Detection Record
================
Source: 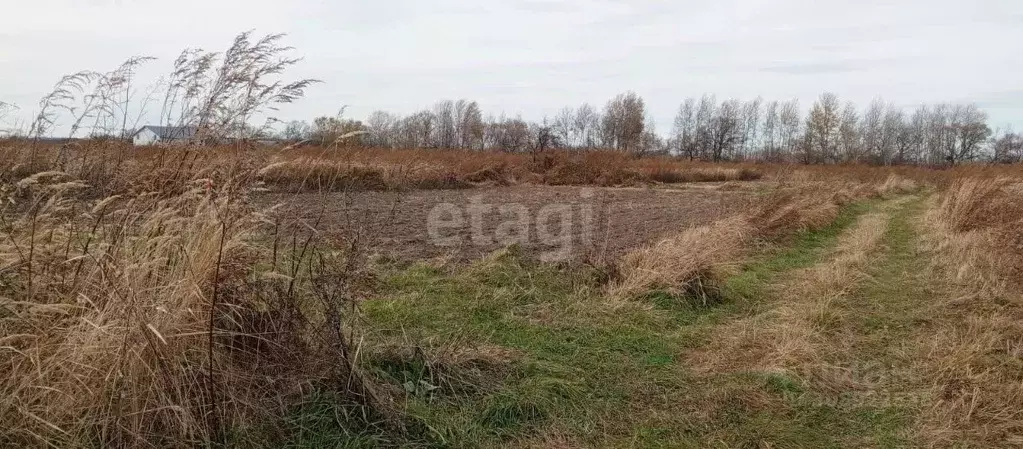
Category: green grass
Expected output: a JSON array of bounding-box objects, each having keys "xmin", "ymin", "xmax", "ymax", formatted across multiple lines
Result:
[
  {"xmin": 790, "ymin": 196, "xmax": 934, "ymax": 446},
  {"xmin": 280, "ymin": 199, "xmax": 916, "ymax": 447},
  {"xmin": 722, "ymin": 199, "xmax": 874, "ymax": 305},
  {"xmin": 692, "ymin": 196, "xmax": 926, "ymax": 449}
]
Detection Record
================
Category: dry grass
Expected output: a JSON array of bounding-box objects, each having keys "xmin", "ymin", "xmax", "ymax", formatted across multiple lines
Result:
[
  {"xmin": 749, "ymin": 185, "xmax": 843, "ymax": 239},
  {"xmin": 876, "ymin": 174, "xmax": 920, "ymax": 197},
  {"xmin": 0, "ymin": 169, "xmax": 389, "ymax": 446},
  {"xmin": 2, "ymin": 184, "xmax": 245, "ymax": 445},
  {"xmin": 690, "ymin": 210, "xmax": 891, "ymax": 376},
  {"xmin": 608, "ymin": 216, "xmax": 752, "ymax": 303},
  {"xmin": 1, "ymin": 141, "xmax": 770, "ymax": 195},
  {"xmin": 0, "ymin": 140, "xmax": 782, "ymax": 446},
  {"xmin": 913, "ymin": 178, "xmax": 1023, "ymax": 445},
  {"xmin": 4, "ymin": 136, "xmax": 1022, "ymax": 446},
  {"xmin": 609, "ymin": 178, "xmax": 886, "ymax": 304},
  {"xmin": 746, "ymin": 179, "xmax": 889, "ymax": 239},
  {"xmin": 923, "ymin": 177, "xmax": 1023, "ymax": 291}
]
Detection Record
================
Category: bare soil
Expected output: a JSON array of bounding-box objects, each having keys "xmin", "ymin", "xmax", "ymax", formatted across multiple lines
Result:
[{"xmin": 257, "ymin": 185, "xmax": 753, "ymax": 264}]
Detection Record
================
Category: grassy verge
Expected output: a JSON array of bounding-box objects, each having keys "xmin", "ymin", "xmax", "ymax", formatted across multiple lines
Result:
[
  {"xmin": 275, "ymin": 200, "xmax": 886, "ymax": 447},
  {"xmin": 675, "ymin": 198, "xmax": 916, "ymax": 448},
  {"xmin": 683, "ymin": 196, "xmax": 931, "ymax": 448},
  {"xmin": 720, "ymin": 199, "xmax": 874, "ymax": 310}
]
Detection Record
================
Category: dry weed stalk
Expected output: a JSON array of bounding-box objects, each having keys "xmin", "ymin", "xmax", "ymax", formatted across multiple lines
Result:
[
  {"xmin": 162, "ymin": 31, "xmax": 320, "ymax": 141},
  {"xmin": 0, "ymin": 167, "xmax": 387, "ymax": 446}
]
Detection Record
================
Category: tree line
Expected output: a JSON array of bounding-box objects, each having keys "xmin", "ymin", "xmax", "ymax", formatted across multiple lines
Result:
[
  {"xmin": 289, "ymin": 91, "xmax": 1020, "ymax": 166},
  {"xmin": 288, "ymin": 92, "xmax": 661, "ymax": 156}
]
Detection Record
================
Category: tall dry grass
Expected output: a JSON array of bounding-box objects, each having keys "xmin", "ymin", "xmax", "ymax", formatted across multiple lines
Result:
[
  {"xmin": 0, "ymin": 164, "xmax": 388, "ymax": 446},
  {"xmin": 924, "ymin": 177, "xmax": 1023, "ymax": 290},
  {"xmin": 915, "ymin": 177, "xmax": 1023, "ymax": 445},
  {"xmin": 608, "ymin": 177, "xmax": 891, "ymax": 303},
  {"xmin": 2, "ymin": 141, "xmax": 771, "ymax": 195},
  {"xmin": 0, "ymin": 139, "xmax": 890, "ymax": 447},
  {"xmin": 608, "ymin": 216, "xmax": 751, "ymax": 303},
  {"xmin": 3, "ymin": 136, "xmax": 1020, "ymax": 446}
]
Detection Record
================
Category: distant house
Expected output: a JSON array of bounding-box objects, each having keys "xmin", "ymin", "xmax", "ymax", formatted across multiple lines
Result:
[{"xmin": 132, "ymin": 125, "xmax": 198, "ymax": 146}]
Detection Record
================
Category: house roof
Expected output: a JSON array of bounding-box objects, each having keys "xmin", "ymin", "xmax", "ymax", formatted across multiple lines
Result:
[{"xmin": 134, "ymin": 125, "xmax": 198, "ymax": 140}]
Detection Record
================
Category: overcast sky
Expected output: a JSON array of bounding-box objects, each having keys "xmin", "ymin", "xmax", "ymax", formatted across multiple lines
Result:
[{"xmin": 2, "ymin": 0, "xmax": 1022, "ymax": 134}]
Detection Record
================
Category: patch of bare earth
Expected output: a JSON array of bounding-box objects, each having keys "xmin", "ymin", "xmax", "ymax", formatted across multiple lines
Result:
[{"xmin": 257, "ymin": 185, "xmax": 753, "ymax": 264}]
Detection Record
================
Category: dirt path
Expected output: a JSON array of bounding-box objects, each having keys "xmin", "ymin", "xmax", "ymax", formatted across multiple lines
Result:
[
  {"xmin": 357, "ymin": 192, "xmax": 1023, "ymax": 447},
  {"xmin": 683, "ymin": 196, "xmax": 936, "ymax": 446},
  {"xmin": 686, "ymin": 194, "xmax": 1023, "ymax": 446},
  {"xmin": 802, "ymin": 194, "xmax": 1023, "ymax": 447},
  {"xmin": 690, "ymin": 199, "xmax": 893, "ymax": 365}
]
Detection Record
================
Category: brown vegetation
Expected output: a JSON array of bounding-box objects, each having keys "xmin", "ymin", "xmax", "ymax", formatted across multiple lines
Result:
[
  {"xmin": 926, "ymin": 177, "xmax": 1023, "ymax": 291},
  {"xmin": 2, "ymin": 141, "xmax": 771, "ymax": 195},
  {"xmin": 915, "ymin": 177, "xmax": 1023, "ymax": 445},
  {"xmin": 689, "ymin": 210, "xmax": 891, "ymax": 374},
  {"xmin": 2, "ymin": 136, "xmax": 1022, "ymax": 447},
  {"xmin": 608, "ymin": 174, "xmax": 911, "ymax": 302},
  {"xmin": 0, "ymin": 151, "xmax": 391, "ymax": 447}
]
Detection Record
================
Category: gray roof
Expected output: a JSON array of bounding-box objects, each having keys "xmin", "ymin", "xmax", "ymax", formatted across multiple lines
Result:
[{"xmin": 135, "ymin": 125, "xmax": 198, "ymax": 140}]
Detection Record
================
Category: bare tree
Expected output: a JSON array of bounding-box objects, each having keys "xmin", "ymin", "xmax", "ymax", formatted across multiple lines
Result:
[
  {"xmin": 803, "ymin": 92, "xmax": 841, "ymax": 164},
  {"xmin": 672, "ymin": 98, "xmax": 697, "ymax": 159},
  {"xmin": 365, "ymin": 110, "xmax": 398, "ymax": 147},
  {"xmin": 486, "ymin": 114, "xmax": 531, "ymax": 152},
  {"xmin": 836, "ymin": 101, "xmax": 861, "ymax": 163},
  {"xmin": 397, "ymin": 110, "xmax": 434, "ymax": 148},
  {"xmin": 600, "ymin": 91, "xmax": 645, "ymax": 152},
  {"xmin": 738, "ymin": 97, "xmax": 762, "ymax": 160},
  {"xmin": 0, "ymin": 102, "xmax": 17, "ymax": 136},
  {"xmin": 282, "ymin": 120, "xmax": 311, "ymax": 141},
  {"xmin": 878, "ymin": 105, "xmax": 904, "ymax": 165},
  {"xmin": 529, "ymin": 118, "xmax": 559, "ymax": 161},
  {"xmin": 946, "ymin": 104, "xmax": 991, "ymax": 165},
  {"xmin": 220, "ymin": 87, "xmax": 1018, "ymax": 166},
  {"xmin": 926, "ymin": 104, "xmax": 953, "ymax": 165},
  {"xmin": 860, "ymin": 98, "xmax": 885, "ymax": 164},
  {"xmin": 694, "ymin": 94, "xmax": 717, "ymax": 159},
  {"xmin": 551, "ymin": 107, "xmax": 575, "ymax": 148},
  {"xmin": 431, "ymin": 100, "xmax": 456, "ymax": 148},
  {"xmin": 455, "ymin": 100, "xmax": 484, "ymax": 150},
  {"xmin": 991, "ymin": 128, "xmax": 1023, "ymax": 164},
  {"xmin": 574, "ymin": 103, "xmax": 600, "ymax": 148},
  {"xmin": 898, "ymin": 105, "xmax": 929, "ymax": 164},
  {"xmin": 638, "ymin": 117, "xmax": 664, "ymax": 155},
  {"xmin": 312, "ymin": 113, "xmax": 366, "ymax": 147},
  {"xmin": 778, "ymin": 99, "xmax": 802, "ymax": 162},
  {"xmin": 708, "ymin": 99, "xmax": 742, "ymax": 162},
  {"xmin": 760, "ymin": 100, "xmax": 780, "ymax": 161}
]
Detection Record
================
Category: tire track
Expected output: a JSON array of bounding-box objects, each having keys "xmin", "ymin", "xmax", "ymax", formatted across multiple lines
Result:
[{"xmin": 688, "ymin": 200, "xmax": 896, "ymax": 376}]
